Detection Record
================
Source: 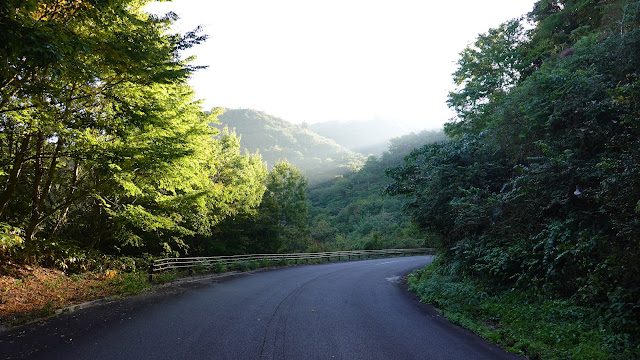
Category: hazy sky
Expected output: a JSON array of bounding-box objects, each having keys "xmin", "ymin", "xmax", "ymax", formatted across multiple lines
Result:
[{"xmin": 147, "ymin": 0, "xmax": 537, "ymax": 130}]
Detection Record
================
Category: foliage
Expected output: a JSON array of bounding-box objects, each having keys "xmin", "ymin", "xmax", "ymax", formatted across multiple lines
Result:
[
  {"xmin": 262, "ymin": 161, "xmax": 311, "ymax": 252},
  {"xmin": 203, "ymin": 161, "xmax": 310, "ymax": 255},
  {"xmin": 409, "ymin": 261, "xmax": 639, "ymax": 360},
  {"xmin": 446, "ymin": 19, "xmax": 533, "ymax": 136},
  {"xmin": 308, "ymin": 130, "xmax": 447, "ymax": 251},
  {"xmin": 387, "ymin": 0, "xmax": 640, "ymax": 356},
  {"xmin": 150, "ymin": 269, "xmax": 180, "ymax": 284},
  {"xmin": 0, "ymin": 1, "xmax": 270, "ymax": 264},
  {"xmin": 216, "ymin": 109, "xmax": 366, "ymax": 185},
  {"xmin": 0, "ymin": 223, "xmax": 24, "ymax": 261},
  {"xmin": 107, "ymin": 271, "xmax": 151, "ymax": 295},
  {"xmin": 0, "ymin": 0, "xmax": 205, "ymax": 247},
  {"xmin": 385, "ymin": 135, "xmax": 511, "ymax": 250}
]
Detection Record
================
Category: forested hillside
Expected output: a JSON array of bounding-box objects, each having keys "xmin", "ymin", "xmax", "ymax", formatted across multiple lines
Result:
[
  {"xmin": 308, "ymin": 130, "xmax": 447, "ymax": 251},
  {"xmin": 0, "ymin": 1, "xmax": 311, "ymax": 269},
  {"xmin": 216, "ymin": 109, "xmax": 366, "ymax": 184},
  {"xmin": 3, "ymin": 2, "xmax": 639, "ymax": 358},
  {"xmin": 386, "ymin": 1, "xmax": 640, "ymax": 358}
]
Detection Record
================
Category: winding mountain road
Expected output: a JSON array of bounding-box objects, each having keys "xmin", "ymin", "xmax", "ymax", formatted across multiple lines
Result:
[{"xmin": 2, "ymin": 256, "xmax": 522, "ymax": 360}]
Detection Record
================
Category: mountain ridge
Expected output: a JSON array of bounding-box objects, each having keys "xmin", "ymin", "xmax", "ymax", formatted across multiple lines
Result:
[{"xmin": 214, "ymin": 109, "xmax": 366, "ymax": 184}]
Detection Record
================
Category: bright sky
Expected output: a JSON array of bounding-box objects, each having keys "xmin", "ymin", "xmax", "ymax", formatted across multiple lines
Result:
[{"xmin": 147, "ymin": 0, "xmax": 537, "ymax": 131}]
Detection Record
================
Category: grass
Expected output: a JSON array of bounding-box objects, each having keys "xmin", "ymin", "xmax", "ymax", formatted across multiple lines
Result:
[
  {"xmin": 107, "ymin": 271, "xmax": 151, "ymax": 295},
  {"xmin": 407, "ymin": 261, "xmax": 640, "ymax": 360}
]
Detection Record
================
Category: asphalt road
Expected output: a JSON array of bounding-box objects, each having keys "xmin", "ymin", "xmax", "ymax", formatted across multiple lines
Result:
[{"xmin": 1, "ymin": 256, "xmax": 523, "ymax": 360}]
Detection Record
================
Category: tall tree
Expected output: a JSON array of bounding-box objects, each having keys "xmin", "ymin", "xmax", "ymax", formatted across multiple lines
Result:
[
  {"xmin": 387, "ymin": 1, "xmax": 640, "ymax": 352},
  {"xmin": 208, "ymin": 161, "xmax": 309, "ymax": 255},
  {"xmin": 0, "ymin": 1, "xmax": 271, "ymax": 261},
  {"xmin": 262, "ymin": 161, "xmax": 310, "ymax": 252},
  {"xmin": 0, "ymin": 0, "xmax": 205, "ymax": 249},
  {"xmin": 446, "ymin": 19, "xmax": 532, "ymax": 136}
]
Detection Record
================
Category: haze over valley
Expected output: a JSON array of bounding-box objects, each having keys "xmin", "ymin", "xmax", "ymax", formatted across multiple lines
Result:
[
  {"xmin": 214, "ymin": 109, "xmax": 366, "ymax": 185},
  {"xmin": 2, "ymin": 2, "xmax": 639, "ymax": 359}
]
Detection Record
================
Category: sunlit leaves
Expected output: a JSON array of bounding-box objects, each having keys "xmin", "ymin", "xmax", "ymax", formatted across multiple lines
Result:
[{"xmin": 0, "ymin": 1, "xmax": 267, "ymax": 259}]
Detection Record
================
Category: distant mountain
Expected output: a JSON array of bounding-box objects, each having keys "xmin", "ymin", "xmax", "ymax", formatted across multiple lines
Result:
[
  {"xmin": 308, "ymin": 119, "xmax": 420, "ymax": 156},
  {"xmin": 215, "ymin": 109, "xmax": 366, "ymax": 184},
  {"xmin": 307, "ymin": 129, "xmax": 448, "ymax": 251}
]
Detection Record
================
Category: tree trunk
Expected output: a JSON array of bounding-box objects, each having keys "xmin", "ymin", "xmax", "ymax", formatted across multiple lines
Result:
[
  {"xmin": 88, "ymin": 200, "xmax": 102, "ymax": 250},
  {"xmin": 40, "ymin": 137, "xmax": 64, "ymax": 210},
  {"xmin": 25, "ymin": 132, "xmax": 45, "ymax": 244},
  {"xmin": 0, "ymin": 134, "xmax": 31, "ymax": 220},
  {"xmin": 50, "ymin": 161, "xmax": 79, "ymax": 239},
  {"xmin": 24, "ymin": 134, "xmax": 68, "ymax": 247}
]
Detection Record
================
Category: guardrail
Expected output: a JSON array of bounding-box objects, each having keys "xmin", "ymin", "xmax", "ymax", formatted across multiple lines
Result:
[{"xmin": 148, "ymin": 248, "xmax": 435, "ymax": 282}]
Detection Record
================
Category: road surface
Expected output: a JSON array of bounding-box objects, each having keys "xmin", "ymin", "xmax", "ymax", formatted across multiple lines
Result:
[{"xmin": 1, "ymin": 256, "xmax": 523, "ymax": 360}]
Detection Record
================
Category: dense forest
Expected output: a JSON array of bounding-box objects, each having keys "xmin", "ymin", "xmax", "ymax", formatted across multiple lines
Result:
[
  {"xmin": 215, "ymin": 109, "xmax": 365, "ymax": 185},
  {"xmin": 385, "ymin": 0, "xmax": 640, "ymax": 358},
  {"xmin": 307, "ymin": 130, "xmax": 447, "ymax": 251},
  {"xmin": 0, "ymin": 1, "xmax": 308, "ymax": 268},
  {"xmin": 2, "ymin": 0, "xmax": 640, "ymax": 357},
  {"xmin": 206, "ymin": 123, "xmax": 448, "ymax": 254}
]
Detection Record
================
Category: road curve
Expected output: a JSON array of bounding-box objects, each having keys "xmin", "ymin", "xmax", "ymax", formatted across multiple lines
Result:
[{"xmin": 2, "ymin": 256, "xmax": 523, "ymax": 360}]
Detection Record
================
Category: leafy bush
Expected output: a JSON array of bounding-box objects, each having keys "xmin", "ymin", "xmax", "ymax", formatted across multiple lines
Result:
[
  {"xmin": 193, "ymin": 260, "xmax": 213, "ymax": 274},
  {"xmin": 0, "ymin": 223, "xmax": 24, "ymax": 261},
  {"xmin": 108, "ymin": 271, "xmax": 151, "ymax": 295},
  {"xmin": 409, "ymin": 259, "xmax": 639, "ymax": 360},
  {"xmin": 151, "ymin": 269, "xmax": 179, "ymax": 284},
  {"xmin": 214, "ymin": 262, "xmax": 228, "ymax": 273},
  {"xmin": 229, "ymin": 261, "xmax": 260, "ymax": 272}
]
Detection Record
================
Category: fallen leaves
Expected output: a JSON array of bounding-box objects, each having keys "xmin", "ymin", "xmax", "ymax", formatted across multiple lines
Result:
[{"xmin": 0, "ymin": 265, "xmax": 119, "ymax": 326}]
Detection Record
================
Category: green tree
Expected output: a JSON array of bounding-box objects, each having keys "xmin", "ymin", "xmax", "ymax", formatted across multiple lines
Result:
[
  {"xmin": 447, "ymin": 19, "xmax": 532, "ymax": 136},
  {"xmin": 0, "ymin": 1, "xmax": 271, "ymax": 262},
  {"xmin": 260, "ymin": 161, "xmax": 310, "ymax": 252},
  {"xmin": 385, "ymin": 136, "xmax": 510, "ymax": 250},
  {"xmin": 387, "ymin": 1, "xmax": 640, "ymax": 355},
  {"xmin": 185, "ymin": 126, "xmax": 268, "ymax": 256},
  {"xmin": 0, "ymin": 0, "xmax": 205, "ymax": 254},
  {"xmin": 208, "ymin": 161, "xmax": 309, "ymax": 255}
]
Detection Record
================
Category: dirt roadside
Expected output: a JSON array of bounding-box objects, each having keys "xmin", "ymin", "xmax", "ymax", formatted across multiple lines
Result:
[{"xmin": 0, "ymin": 270, "xmax": 253, "ymax": 360}]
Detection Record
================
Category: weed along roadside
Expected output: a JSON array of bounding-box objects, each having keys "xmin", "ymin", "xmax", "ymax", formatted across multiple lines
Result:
[
  {"xmin": 407, "ymin": 258, "xmax": 636, "ymax": 360},
  {"xmin": 0, "ymin": 266, "xmax": 151, "ymax": 329},
  {"xmin": 0, "ymin": 249, "xmax": 434, "ymax": 329}
]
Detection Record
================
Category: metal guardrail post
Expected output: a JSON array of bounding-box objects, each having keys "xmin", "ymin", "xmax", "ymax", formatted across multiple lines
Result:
[{"xmin": 148, "ymin": 262, "xmax": 155, "ymax": 283}]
